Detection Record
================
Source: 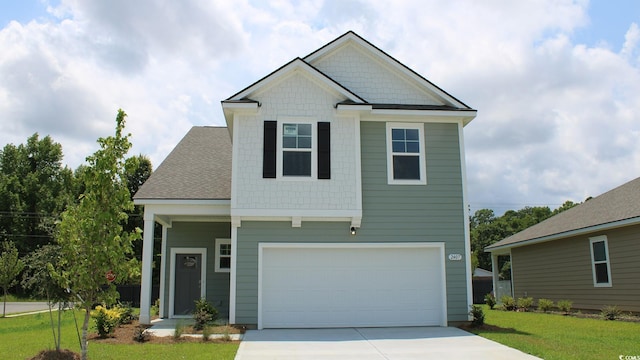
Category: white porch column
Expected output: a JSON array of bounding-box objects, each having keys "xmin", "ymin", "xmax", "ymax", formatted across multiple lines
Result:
[
  {"xmin": 491, "ymin": 253, "xmax": 499, "ymax": 302},
  {"xmin": 139, "ymin": 210, "xmax": 155, "ymax": 325}
]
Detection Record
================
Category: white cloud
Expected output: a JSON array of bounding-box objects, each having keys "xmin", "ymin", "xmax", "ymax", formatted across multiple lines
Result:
[{"xmin": 0, "ymin": 0, "xmax": 638, "ymax": 215}]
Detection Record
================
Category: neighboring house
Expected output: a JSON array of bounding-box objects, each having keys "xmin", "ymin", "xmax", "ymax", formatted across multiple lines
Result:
[
  {"xmin": 485, "ymin": 176, "xmax": 640, "ymax": 313},
  {"xmin": 472, "ymin": 268, "xmax": 493, "ymax": 304},
  {"xmin": 135, "ymin": 31, "xmax": 477, "ymax": 328}
]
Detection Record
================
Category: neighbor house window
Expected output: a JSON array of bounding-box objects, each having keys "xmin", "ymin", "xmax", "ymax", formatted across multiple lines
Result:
[
  {"xmin": 589, "ymin": 236, "xmax": 612, "ymax": 287},
  {"xmin": 386, "ymin": 122, "xmax": 426, "ymax": 184},
  {"xmin": 215, "ymin": 238, "xmax": 231, "ymax": 273}
]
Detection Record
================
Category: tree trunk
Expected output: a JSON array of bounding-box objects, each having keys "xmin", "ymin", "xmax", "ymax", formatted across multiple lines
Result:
[
  {"xmin": 2, "ymin": 288, "xmax": 6, "ymax": 317},
  {"xmin": 81, "ymin": 306, "xmax": 90, "ymax": 360},
  {"xmin": 57, "ymin": 303, "xmax": 62, "ymax": 350},
  {"xmin": 48, "ymin": 302, "xmax": 57, "ymax": 351}
]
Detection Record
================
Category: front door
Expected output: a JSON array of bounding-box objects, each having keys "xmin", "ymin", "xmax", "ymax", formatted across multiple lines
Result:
[{"xmin": 174, "ymin": 253, "xmax": 202, "ymax": 315}]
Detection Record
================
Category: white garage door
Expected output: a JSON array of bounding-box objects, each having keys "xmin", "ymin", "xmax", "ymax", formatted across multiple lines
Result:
[{"xmin": 259, "ymin": 243, "xmax": 446, "ymax": 329}]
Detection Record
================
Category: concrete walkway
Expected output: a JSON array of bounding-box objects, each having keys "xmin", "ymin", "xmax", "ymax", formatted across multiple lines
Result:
[
  {"xmin": 144, "ymin": 318, "xmax": 243, "ymax": 340},
  {"xmin": 2, "ymin": 302, "xmax": 51, "ymax": 317},
  {"xmin": 235, "ymin": 327, "xmax": 541, "ymax": 360}
]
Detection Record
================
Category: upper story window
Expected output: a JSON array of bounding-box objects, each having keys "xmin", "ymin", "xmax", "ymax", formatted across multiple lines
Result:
[
  {"xmin": 386, "ymin": 122, "xmax": 426, "ymax": 185},
  {"xmin": 589, "ymin": 235, "xmax": 612, "ymax": 287},
  {"xmin": 263, "ymin": 119, "xmax": 331, "ymax": 180},
  {"xmin": 282, "ymin": 123, "xmax": 313, "ymax": 176}
]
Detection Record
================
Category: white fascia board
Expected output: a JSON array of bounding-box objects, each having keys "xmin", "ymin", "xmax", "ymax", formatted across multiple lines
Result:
[
  {"xmin": 485, "ymin": 216, "xmax": 640, "ymax": 253},
  {"xmin": 134, "ymin": 199, "xmax": 230, "ymax": 206},
  {"xmin": 142, "ymin": 201, "xmax": 231, "ymax": 217},
  {"xmin": 231, "ymin": 208, "xmax": 362, "ymax": 218},
  {"xmin": 335, "ymin": 104, "xmax": 372, "ymax": 113},
  {"xmin": 222, "ymin": 102, "xmax": 259, "ymax": 134}
]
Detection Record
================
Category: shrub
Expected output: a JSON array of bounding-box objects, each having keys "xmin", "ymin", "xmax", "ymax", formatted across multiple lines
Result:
[
  {"xmin": 484, "ymin": 293, "xmax": 496, "ymax": 309},
  {"xmin": 500, "ymin": 295, "xmax": 517, "ymax": 311},
  {"xmin": 173, "ymin": 321, "xmax": 184, "ymax": 340},
  {"xmin": 114, "ymin": 302, "xmax": 136, "ymax": 324},
  {"xmin": 557, "ymin": 299, "xmax": 573, "ymax": 314},
  {"xmin": 193, "ymin": 298, "xmax": 219, "ymax": 331},
  {"xmin": 517, "ymin": 297, "xmax": 534, "ymax": 312},
  {"xmin": 133, "ymin": 325, "xmax": 148, "ymax": 343},
  {"xmin": 601, "ymin": 305, "xmax": 622, "ymax": 320},
  {"xmin": 91, "ymin": 305, "xmax": 122, "ymax": 338},
  {"xmin": 537, "ymin": 298, "xmax": 554, "ymax": 312},
  {"xmin": 202, "ymin": 325, "xmax": 211, "ymax": 342},
  {"xmin": 469, "ymin": 305, "xmax": 485, "ymax": 326},
  {"xmin": 151, "ymin": 298, "xmax": 160, "ymax": 316}
]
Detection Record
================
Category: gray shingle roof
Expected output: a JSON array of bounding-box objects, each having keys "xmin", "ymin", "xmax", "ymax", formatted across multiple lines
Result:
[
  {"xmin": 486, "ymin": 176, "xmax": 640, "ymax": 251},
  {"xmin": 133, "ymin": 126, "xmax": 231, "ymax": 201}
]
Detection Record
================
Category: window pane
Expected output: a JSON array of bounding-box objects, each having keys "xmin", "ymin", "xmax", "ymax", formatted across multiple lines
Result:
[
  {"xmin": 298, "ymin": 136, "xmax": 312, "ymax": 149},
  {"xmin": 592, "ymin": 241, "xmax": 607, "ymax": 262},
  {"xmin": 405, "ymin": 129, "xmax": 419, "ymax": 140},
  {"xmin": 220, "ymin": 244, "xmax": 231, "ymax": 256},
  {"xmin": 406, "ymin": 141, "xmax": 420, "ymax": 153},
  {"xmin": 392, "ymin": 128, "xmax": 405, "ymax": 140},
  {"xmin": 283, "ymin": 124, "xmax": 297, "ymax": 136},
  {"xmin": 392, "ymin": 140, "xmax": 405, "ymax": 152},
  {"xmin": 283, "ymin": 136, "xmax": 297, "ymax": 148},
  {"xmin": 283, "ymin": 151, "xmax": 311, "ymax": 176},
  {"xmin": 594, "ymin": 263, "xmax": 609, "ymax": 283},
  {"xmin": 219, "ymin": 256, "xmax": 231, "ymax": 269},
  {"xmin": 393, "ymin": 155, "xmax": 420, "ymax": 180},
  {"xmin": 297, "ymin": 124, "xmax": 311, "ymax": 136}
]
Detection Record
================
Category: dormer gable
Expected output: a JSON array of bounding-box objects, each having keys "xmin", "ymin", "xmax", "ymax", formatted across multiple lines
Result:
[{"xmin": 305, "ymin": 31, "xmax": 471, "ymax": 110}]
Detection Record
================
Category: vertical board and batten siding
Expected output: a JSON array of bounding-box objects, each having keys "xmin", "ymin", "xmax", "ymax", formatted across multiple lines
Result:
[
  {"xmin": 511, "ymin": 224, "xmax": 640, "ymax": 312},
  {"xmin": 234, "ymin": 120, "xmax": 469, "ymax": 324},
  {"xmin": 164, "ymin": 222, "xmax": 231, "ymax": 317},
  {"xmin": 359, "ymin": 121, "xmax": 468, "ymax": 322}
]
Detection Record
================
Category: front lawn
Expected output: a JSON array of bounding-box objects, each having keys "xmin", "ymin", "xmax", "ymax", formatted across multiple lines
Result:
[
  {"xmin": 0, "ymin": 310, "xmax": 239, "ymax": 359},
  {"xmin": 467, "ymin": 305, "xmax": 640, "ymax": 360}
]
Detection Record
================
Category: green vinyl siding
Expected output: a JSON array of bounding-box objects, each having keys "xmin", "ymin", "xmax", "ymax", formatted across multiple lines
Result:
[
  {"xmin": 360, "ymin": 121, "xmax": 468, "ymax": 322},
  {"xmin": 164, "ymin": 222, "xmax": 231, "ymax": 317},
  {"xmin": 234, "ymin": 121, "xmax": 470, "ymax": 325},
  {"xmin": 511, "ymin": 224, "xmax": 640, "ymax": 312}
]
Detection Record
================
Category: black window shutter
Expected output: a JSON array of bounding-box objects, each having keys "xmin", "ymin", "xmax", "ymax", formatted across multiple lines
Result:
[
  {"xmin": 317, "ymin": 122, "xmax": 331, "ymax": 179},
  {"xmin": 263, "ymin": 121, "xmax": 277, "ymax": 178}
]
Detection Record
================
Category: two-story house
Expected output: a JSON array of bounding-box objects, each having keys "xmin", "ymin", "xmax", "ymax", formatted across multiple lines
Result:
[{"xmin": 135, "ymin": 31, "xmax": 477, "ymax": 328}]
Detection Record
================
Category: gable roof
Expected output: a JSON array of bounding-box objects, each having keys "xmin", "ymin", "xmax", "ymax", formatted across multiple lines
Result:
[
  {"xmin": 304, "ymin": 31, "xmax": 473, "ymax": 110},
  {"xmin": 133, "ymin": 127, "xmax": 232, "ymax": 201},
  {"xmin": 486, "ymin": 176, "xmax": 640, "ymax": 252},
  {"xmin": 222, "ymin": 31, "xmax": 476, "ymax": 128}
]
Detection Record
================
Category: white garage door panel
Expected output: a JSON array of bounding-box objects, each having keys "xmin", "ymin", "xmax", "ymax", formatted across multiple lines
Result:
[{"xmin": 260, "ymin": 245, "xmax": 445, "ymax": 328}]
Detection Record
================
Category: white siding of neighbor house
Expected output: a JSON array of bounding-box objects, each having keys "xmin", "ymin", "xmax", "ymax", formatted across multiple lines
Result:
[
  {"xmin": 311, "ymin": 43, "xmax": 442, "ymax": 105},
  {"xmin": 231, "ymin": 71, "xmax": 360, "ymax": 213}
]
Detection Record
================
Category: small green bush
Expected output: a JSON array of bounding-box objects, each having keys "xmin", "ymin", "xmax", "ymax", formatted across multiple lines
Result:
[
  {"xmin": 537, "ymin": 298, "xmax": 554, "ymax": 312},
  {"xmin": 601, "ymin": 305, "xmax": 622, "ymax": 320},
  {"xmin": 173, "ymin": 321, "xmax": 184, "ymax": 340},
  {"xmin": 114, "ymin": 302, "xmax": 136, "ymax": 324},
  {"xmin": 201, "ymin": 325, "xmax": 212, "ymax": 342},
  {"xmin": 500, "ymin": 295, "xmax": 517, "ymax": 311},
  {"xmin": 517, "ymin": 297, "xmax": 534, "ymax": 312},
  {"xmin": 557, "ymin": 299, "xmax": 573, "ymax": 314},
  {"xmin": 193, "ymin": 298, "xmax": 219, "ymax": 331},
  {"xmin": 484, "ymin": 293, "xmax": 496, "ymax": 309},
  {"xmin": 133, "ymin": 325, "xmax": 148, "ymax": 343},
  {"xmin": 150, "ymin": 299, "xmax": 160, "ymax": 316},
  {"xmin": 469, "ymin": 305, "xmax": 485, "ymax": 326}
]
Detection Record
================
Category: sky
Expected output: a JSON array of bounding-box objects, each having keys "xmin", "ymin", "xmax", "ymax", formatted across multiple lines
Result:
[{"xmin": 0, "ymin": 0, "xmax": 639, "ymax": 216}]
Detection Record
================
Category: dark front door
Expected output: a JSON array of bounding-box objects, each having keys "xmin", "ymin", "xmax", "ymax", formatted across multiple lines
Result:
[{"xmin": 174, "ymin": 253, "xmax": 202, "ymax": 315}]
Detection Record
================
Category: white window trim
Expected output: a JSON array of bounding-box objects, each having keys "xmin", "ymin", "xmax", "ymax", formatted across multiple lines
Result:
[
  {"xmin": 215, "ymin": 238, "xmax": 232, "ymax": 273},
  {"xmin": 277, "ymin": 117, "xmax": 317, "ymax": 180},
  {"xmin": 386, "ymin": 122, "xmax": 427, "ymax": 185},
  {"xmin": 589, "ymin": 235, "xmax": 612, "ymax": 287}
]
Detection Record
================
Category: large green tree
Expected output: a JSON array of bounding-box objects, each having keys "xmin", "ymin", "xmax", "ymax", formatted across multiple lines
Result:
[
  {"xmin": 0, "ymin": 241, "xmax": 25, "ymax": 316},
  {"xmin": 53, "ymin": 110, "xmax": 141, "ymax": 360},
  {"xmin": 0, "ymin": 134, "xmax": 74, "ymax": 256}
]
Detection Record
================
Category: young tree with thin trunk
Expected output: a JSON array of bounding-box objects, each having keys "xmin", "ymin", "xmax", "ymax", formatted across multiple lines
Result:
[
  {"xmin": 52, "ymin": 109, "xmax": 141, "ymax": 360},
  {"xmin": 0, "ymin": 241, "xmax": 24, "ymax": 317}
]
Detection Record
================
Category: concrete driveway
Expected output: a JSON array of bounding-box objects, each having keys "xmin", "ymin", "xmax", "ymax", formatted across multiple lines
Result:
[
  {"xmin": 2, "ymin": 302, "xmax": 50, "ymax": 316},
  {"xmin": 235, "ymin": 327, "xmax": 541, "ymax": 360}
]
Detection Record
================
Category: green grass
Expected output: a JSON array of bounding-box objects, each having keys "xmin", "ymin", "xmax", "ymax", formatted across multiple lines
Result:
[
  {"xmin": 468, "ymin": 305, "xmax": 640, "ymax": 360},
  {"xmin": 0, "ymin": 310, "xmax": 239, "ymax": 360}
]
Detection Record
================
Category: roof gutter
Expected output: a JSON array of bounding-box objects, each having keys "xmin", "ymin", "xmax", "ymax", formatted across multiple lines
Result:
[{"xmin": 485, "ymin": 216, "xmax": 640, "ymax": 253}]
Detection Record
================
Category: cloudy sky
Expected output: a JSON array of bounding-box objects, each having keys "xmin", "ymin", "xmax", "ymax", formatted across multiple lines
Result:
[{"xmin": 1, "ymin": 0, "xmax": 639, "ymax": 215}]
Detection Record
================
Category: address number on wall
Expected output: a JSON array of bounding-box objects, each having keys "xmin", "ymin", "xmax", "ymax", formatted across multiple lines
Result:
[{"xmin": 448, "ymin": 254, "xmax": 463, "ymax": 261}]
